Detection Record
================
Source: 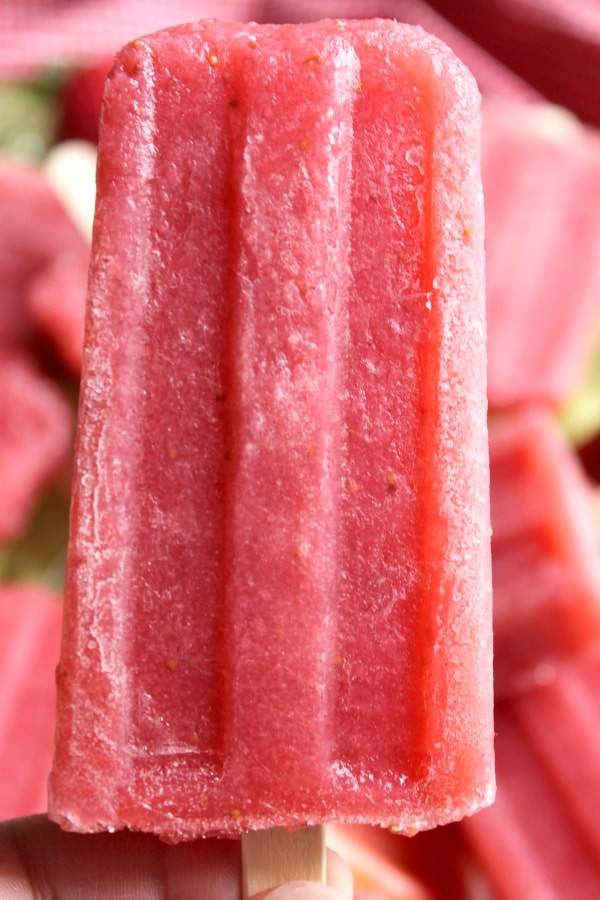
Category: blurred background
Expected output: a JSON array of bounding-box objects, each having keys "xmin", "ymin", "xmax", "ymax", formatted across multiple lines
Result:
[{"xmin": 2, "ymin": 2, "xmax": 600, "ymax": 898}]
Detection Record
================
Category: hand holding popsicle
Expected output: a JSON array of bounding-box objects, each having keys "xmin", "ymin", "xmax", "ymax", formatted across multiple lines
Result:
[{"xmin": 0, "ymin": 815, "xmax": 353, "ymax": 899}]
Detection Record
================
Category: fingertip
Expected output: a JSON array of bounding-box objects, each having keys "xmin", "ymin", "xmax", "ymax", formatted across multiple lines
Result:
[
  {"xmin": 326, "ymin": 848, "xmax": 353, "ymax": 898},
  {"xmin": 249, "ymin": 844, "xmax": 353, "ymax": 900},
  {"xmin": 249, "ymin": 849, "xmax": 353, "ymax": 900},
  {"xmin": 327, "ymin": 848, "xmax": 354, "ymax": 900}
]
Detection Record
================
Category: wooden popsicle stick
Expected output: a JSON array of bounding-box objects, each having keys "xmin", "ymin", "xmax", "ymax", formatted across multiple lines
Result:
[{"xmin": 242, "ymin": 825, "xmax": 326, "ymax": 898}]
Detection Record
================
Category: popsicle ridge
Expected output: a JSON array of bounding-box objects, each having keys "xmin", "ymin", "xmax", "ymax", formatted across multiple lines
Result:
[
  {"xmin": 220, "ymin": 25, "xmax": 358, "ymax": 814},
  {"xmin": 53, "ymin": 36, "xmax": 165, "ymax": 816}
]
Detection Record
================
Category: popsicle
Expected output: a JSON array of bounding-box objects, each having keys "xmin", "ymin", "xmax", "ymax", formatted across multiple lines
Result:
[
  {"xmin": 489, "ymin": 407, "xmax": 600, "ymax": 699},
  {"xmin": 483, "ymin": 100, "xmax": 600, "ymax": 410},
  {"xmin": 49, "ymin": 18, "xmax": 493, "ymax": 844},
  {"xmin": 0, "ymin": 583, "xmax": 62, "ymax": 820}
]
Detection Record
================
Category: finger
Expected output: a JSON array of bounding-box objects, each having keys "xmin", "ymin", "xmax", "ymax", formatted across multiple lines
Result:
[
  {"xmin": 0, "ymin": 814, "xmax": 241, "ymax": 900},
  {"xmin": 325, "ymin": 848, "xmax": 354, "ymax": 897},
  {"xmin": 252, "ymin": 884, "xmax": 346, "ymax": 900},
  {"xmin": 250, "ymin": 848, "xmax": 353, "ymax": 900}
]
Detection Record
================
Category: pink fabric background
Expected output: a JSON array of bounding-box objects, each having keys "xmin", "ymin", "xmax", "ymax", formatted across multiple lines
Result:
[
  {"xmin": 0, "ymin": 0, "xmax": 537, "ymax": 103},
  {"xmin": 0, "ymin": 1, "xmax": 380, "ymax": 73}
]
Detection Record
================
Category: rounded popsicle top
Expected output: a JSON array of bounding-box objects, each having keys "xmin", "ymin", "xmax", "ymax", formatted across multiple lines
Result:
[{"xmin": 51, "ymin": 15, "xmax": 492, "ymax": 843}]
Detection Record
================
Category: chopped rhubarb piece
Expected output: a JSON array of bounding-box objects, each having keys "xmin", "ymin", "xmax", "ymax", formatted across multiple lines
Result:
[
  {"xmin": 58, "ymin": 59, "xmax": 113, "ymax": 144},
  {"xmin": 26, "ymin": 249, "xmax": 88, "ymax": 376},
  {"xmin": 484, "ymin": 101, "xmax": 600, "ymax": 409},
  {"xmin": 489, "ymin": 407, "xmax": 600, "ymax": 698},
  {"xmin": 49, "ymin": 19, "xmax": 493, "ymax": 842},
  {"xmin": 463, "ymin": 690, "xmax": 600, "ymax": 898},
  {"xmin": 0, "ymin": 349, "xmax": 72, "ymax": 544},
  {"xmin": 0, "ymin": 583, "xmax": 62, "ymax": 819}
]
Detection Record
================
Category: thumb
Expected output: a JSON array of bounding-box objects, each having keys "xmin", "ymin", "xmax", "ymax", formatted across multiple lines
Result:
[{"xmin": 250, "ymin": 848, "xmax": 353, "ymax": 899}]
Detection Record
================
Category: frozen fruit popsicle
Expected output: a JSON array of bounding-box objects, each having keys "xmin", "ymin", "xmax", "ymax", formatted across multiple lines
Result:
[
  {"xmin": 24, "ymin": 141, "xmax": 96, "ymax": 377},
  {"xmin": 49, "ymin": 18, "xmax": 493, "ymax": 843},
  {"xmin": 489, "ymin": 407, "xmax": 600, "ymax": 699},
  {"xmin": 483, "ymin": 100, "xmax": 600, "ymax": 410}
]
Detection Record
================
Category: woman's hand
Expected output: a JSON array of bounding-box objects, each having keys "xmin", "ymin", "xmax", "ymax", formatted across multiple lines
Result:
[{"xmin": 0, "ymin": 815, "xmax": 353, "ymax": 899}]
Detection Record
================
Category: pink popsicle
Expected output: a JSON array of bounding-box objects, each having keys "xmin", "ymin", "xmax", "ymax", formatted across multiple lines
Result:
[
  {"xmin": 510, "ymin": 647, "xmax": 600, "ymax": 861},
  {"xmin": 49, "ymin": 19, "xmax": 493, "ymax": 841},
  {"xmin": 489, "ymin": 407, "xmax": 600, "ymax": 699}
]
